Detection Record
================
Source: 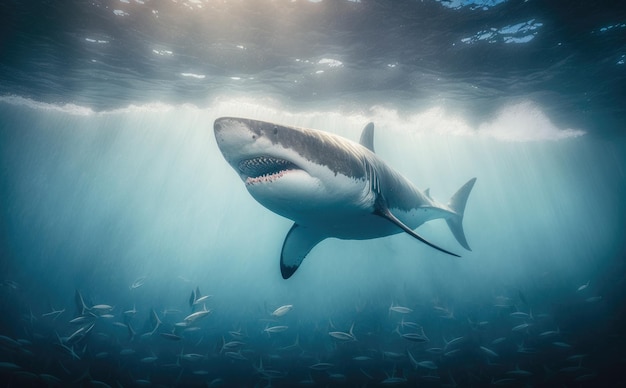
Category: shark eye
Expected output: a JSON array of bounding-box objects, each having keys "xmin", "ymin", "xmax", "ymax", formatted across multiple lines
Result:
[{"xmin": 273, "ymin": 126, "xmax": 278, "ymax": 135}]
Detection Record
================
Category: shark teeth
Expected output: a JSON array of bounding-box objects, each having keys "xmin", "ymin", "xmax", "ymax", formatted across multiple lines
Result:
[{"xmin": 238, "ymin": 157, "xmax": 298, "ymax": 180}]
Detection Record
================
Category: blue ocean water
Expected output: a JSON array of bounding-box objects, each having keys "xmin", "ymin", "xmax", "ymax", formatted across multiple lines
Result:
[{"xmin": 0, "ymin": 0, "xmax": 625, "ymax": 387}]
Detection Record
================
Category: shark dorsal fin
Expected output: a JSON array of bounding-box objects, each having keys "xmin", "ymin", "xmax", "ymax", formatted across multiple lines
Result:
[
  {"xmin": 359, "ymin": 122, "xmax": 375, "ymax": 153},
  {"xmin": 424, "ymin": 188, "xmax": 431, "ymax": 199}
]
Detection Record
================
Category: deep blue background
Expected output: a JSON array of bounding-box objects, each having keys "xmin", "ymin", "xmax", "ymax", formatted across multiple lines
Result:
[{"xmin": 1, "ymin": 1, "xmax": 625, "ymax": 386}]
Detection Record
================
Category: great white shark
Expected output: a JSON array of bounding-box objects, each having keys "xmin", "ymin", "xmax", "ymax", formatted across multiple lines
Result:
[{"xmin": 214, "ymin": 117, "xmax": 476, "ymax": 279}]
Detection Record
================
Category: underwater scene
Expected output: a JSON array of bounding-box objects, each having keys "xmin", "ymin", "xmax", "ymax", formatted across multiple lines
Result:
[{"xmin": 0, "ymin": 1, "xmax": 625, "ymax": 387}]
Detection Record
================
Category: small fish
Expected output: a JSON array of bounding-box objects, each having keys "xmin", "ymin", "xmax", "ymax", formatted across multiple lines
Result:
[
  {"xmin": 126, "ymin": 322, "xmax": 136, "ymax": 341},
  {"xmin": 539, "ymin": 327, "xmax": 560, "ymax": 338},
  {"xmin": 150, "ymin": 309, "xmax": 162, "ymax": 334},
  {"xmin": 263, "ymin": 325, "xmax": 289, "ymax": 335},
  {"xmin": 189, "ymin": 286, "xmax": 212, "ymax": 306},
  {"xmin": 506, "ymin": 366, "xmax": 533, "ymax": 377},
  {"xmin": 394, "ymin": 324, "xmax": 428, "ymax": 342},
  {"xmin": 389, "ymin": 303, "xmax": 413, "ymax": 314},
  {"xmin": 566, "ymin": 354, "xmax": 587, "ymax": 362},
  {"xmin": 420, "ymin": 375, "xmax": 441, "ymax": 382},
  {"xmin": 512, "ymin": 323, "xmax": 531, "ymax": 332},
  {"xmin": 382, "ymin": 351, "xmax": 405, "ymax": 360},
  {"xmin": 492, "ymin": 377, "xmax": 516, "ymax": 385},
  {"xmin": 433, "ymin": 305, "xmax": 454, "ymax": 319},
  {"xmin": 309, "ymin": 362, "xmax": 334, "ymax": 370},
  {"xmin": 493, "ymin": 295, "xmax": 514, "ymax": 308},
  {"xmin": 281, "ymin": 337, "xmax": 302, "ymax": 354},
  {"xmin": 0, "ymin": 335, "xmax": 22, "ymax": 349},
  {"xmin": 228, "ymin": 329, "xmax": 246, "ymax": 339},
  {"xmin": 193, "ymin": 295, "xmax": 212, "ymax": 305},
  {"xmin": 130, "ymin": 276, "xmax": 147, "ymax": 290},
  {"xmin": 119, "ymin": 348, "xmax": 135, "ymax": 356},
  {"xmin": 417, "ymin": 360, "xmax": 438, "ymax": 370},
  {"xmin": 443, "ymin": 349, "xmax": 462, "ymax": 358},
  {"xmin": 401, "ymin": 332, "xmax": 429, "ymax": 343},
  {"xmin": 91, "ymin": 304, "xmax": 114, "ymax": 312},
  {"xmin": 69, "ymin": 315, "xmax": 96, "ymax": 325},
  {"xmin": 260, "ymin": 368, "xmax": 286, "ymax": 379},
  {"xmin": 74, "ymin": 289, "xmax": 90, "ymax": 315},
  {"xmin": 559, "ymin": 365, "xmax": 584, "ymax": 373},
  {"xmin": 444, "ymin": 335, "xmax": 465, "ymax": 350},
  {"xmin": 123, "ymin": 305, "xmax": 137, "ymax": 317},
  {"xmin": 577, "ymin": 280, "xmax": 590, "ymax": 292},
  {"xmin": 160, "ymin": 332, "xmax": 183, "ymax": 341},
  {"xmin": 381, "ymin": 377, "xmax": 407, "ymax": 385},
  {"xmin": 585, "ymin": 296, "xmax": 602, "ymax": 303},
  {"xmin": 189, "ymin": 287, "xmax": 198, "ymax": 307},
  {"xmin": 0, "ymin": 362, "xmax": 21, "ymax": 371},
  {"xmin": 222, "ymin": 340, "xmax": 246, "ymax": 352},
  {"xmin": 162, "ymin": 308, "xmax": 181, "ymax": 316},
  {"xmin": 39, "ymin": 374, "xmax": 62, "ymax": 384},
  {"xmin": 0, "ymin": 280, "xmax": 20, "ymax": 289},
  {"xmin": 271, "ymin": 304, "xmax": 293, "ymax": 317},
  {"xmin": 328, "ymin": 331, "xmax": 355, "ymax": 341},
  {"xmin": 55, "ymin": 343, "xmax": 81, "ymax": 360},
  {"xmin": 181, "ymin": 353, "xmax": 205, "ymax": 362},
  {"xmin": 574, "ymin": 373, "xmax": 597, "ymax": 382},
  {"xmin": 66, "ymin": 323, "xmax": 95, "ymax": 345},
  {"xmin": 42, "ymin": 308, "xmax": 65, "ymax": 321},
  {"xmin": 480, "ymin": 346, "xmax": 499, "ymax": 358},
  {"xmin": 398, "ymin": 317, "xmax": 421, "ymax": 330},
  {"xmin": 91, "ymin": 380, "xmax": 114, "ymax": 388},
  {"xmin": 140, "ymin": 355, "xmax": 158, "ymax": 363},
  {"xmin": 13, "ymin": 371, "xmax": 38, "ymax": 382},
  {"xmin": 178, "ymin": 275, "xmax": 192, "ymax": 283},
  {"xmin": 516, "ymin": 343, "xmax": 538, "ymax": 354},
  {"xmin": 491, "ymin": 337, "xmax": 507, "ymax": 345},
  {"xmin": 12, "ymin": 340, "xmax": 29, "ymax": 353},
  {"xmin": 328, "ymin": 323, "xmax": 356, "ymax": 341},
  {"xmin": 509, "ymin": 311, "xmax": 531, "ymax": 319},
  {"xmin": 329, "ymin": 373, "xmax": 346, "ymax": 381},
  {"xmin": 184, "ymin": 306, "xmax": 212, "ymax": 323},
  {"xmin": 407, "ymin": 349, "xmax": 419, "ymax": 369}
]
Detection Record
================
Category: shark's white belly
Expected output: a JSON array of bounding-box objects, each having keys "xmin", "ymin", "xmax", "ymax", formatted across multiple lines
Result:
[{"xmin": 292, "ymin": 205, "xmax": 444, "ymax": 240}]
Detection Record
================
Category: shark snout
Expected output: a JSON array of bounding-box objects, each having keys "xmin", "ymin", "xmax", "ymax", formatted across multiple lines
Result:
[
  {"xmin": 214, "ymin": 117, "xmax": 251, "ymax": 150},
  {"xmin": 213, "ymin": 117, "xmax": 231, "ymax": 136}
]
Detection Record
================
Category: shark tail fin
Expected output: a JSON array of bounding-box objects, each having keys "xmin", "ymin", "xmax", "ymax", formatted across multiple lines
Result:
[{"xmin": 445, "ymin": 178, "xmax": 476, "ymax": 251}]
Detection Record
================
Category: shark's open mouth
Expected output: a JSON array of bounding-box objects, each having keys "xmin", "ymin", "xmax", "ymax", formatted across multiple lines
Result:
[{"xmin": 238, "ymin": 156, "xmax": 299, "ymax": 184}]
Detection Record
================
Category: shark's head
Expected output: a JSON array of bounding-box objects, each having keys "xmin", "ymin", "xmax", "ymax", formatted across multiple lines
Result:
[{"xmin": 214, "ymin": 117, "xmax": 373, "ymax": 224}]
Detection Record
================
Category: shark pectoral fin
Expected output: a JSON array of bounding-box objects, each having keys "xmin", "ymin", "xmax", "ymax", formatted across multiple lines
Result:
[
  {"xmin": 374, "ymin": 199, "xmax": 460, "ymax": 258},
  {"xmin": 280, "ymin": 224, "xmax": 327, "ymax": 279},
  {"xmin": 359, "ymin": 122, "xmax": 376, "ymax": 153}
]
